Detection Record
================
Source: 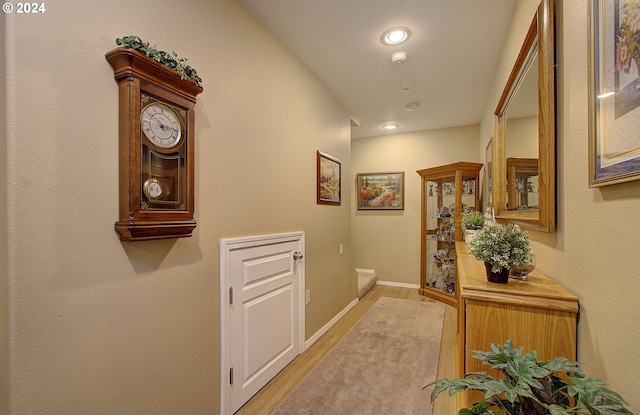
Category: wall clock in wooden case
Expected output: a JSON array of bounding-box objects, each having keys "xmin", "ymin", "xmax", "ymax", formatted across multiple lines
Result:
[{"xmin": 106, "ymin": 47, "xmax": 203, "ymax": 241}]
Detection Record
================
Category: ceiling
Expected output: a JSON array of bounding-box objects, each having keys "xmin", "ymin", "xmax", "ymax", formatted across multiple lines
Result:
[{"xmin": 239, "ymin": 0, "xmax": 518, "ymax": 139}]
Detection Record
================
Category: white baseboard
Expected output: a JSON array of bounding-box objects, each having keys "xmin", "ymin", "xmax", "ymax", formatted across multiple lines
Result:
[
  {"xmin": 304, "ymin": 297, "xmax": 359, "ymax": 350},
  {"xmin": 376, "ymin": 280, "xmax": 420, "ymax": 289}
]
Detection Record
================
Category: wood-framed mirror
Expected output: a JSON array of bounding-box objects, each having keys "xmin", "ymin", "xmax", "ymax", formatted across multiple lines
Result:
[{"xmin": 493, "ymin": 0, "xmax": 555, "ymax": 232}]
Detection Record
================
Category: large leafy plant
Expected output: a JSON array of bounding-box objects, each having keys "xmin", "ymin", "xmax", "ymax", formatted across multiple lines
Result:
[
  {"xmin": 426, "ymin": 340, "xmax": 633, "ymax": 415},
  {"xmin": 115, "ymin": 35, "xmax": 202, "ymax": 86}
]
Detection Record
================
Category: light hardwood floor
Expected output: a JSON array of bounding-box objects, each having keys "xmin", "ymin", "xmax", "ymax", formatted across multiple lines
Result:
[{"xmin": 235, "ymin": 284, "xmax": 457, "ymax": 415}]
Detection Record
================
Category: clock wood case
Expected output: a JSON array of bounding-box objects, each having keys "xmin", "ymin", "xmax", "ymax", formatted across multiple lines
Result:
[{"xmin": 106, "ymin": 47, "xmax": 203, "ymax": 241}]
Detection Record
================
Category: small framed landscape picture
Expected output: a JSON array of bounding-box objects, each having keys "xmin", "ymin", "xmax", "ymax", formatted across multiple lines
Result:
[
  {"xmin": 317, "ymin": 151, "xmax": 341, "ymax": 205},
  {"xmin": 356, "ymin": 172, "xmax": 405, "ymax": 210},
  {"xmin": 486, "ymin": 137, "xmax": 493, "ymax": 206}
]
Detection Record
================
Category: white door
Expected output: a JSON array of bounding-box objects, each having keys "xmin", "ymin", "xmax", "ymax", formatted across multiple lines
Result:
[{"xmin": 220, "ymin": 232, "xmax": 305, "ymax": 415}]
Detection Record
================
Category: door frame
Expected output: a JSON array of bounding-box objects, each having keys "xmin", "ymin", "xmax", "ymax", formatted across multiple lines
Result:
[{"xmin": 219, "ymin": 231, "xmax": 306, "ymax": 415}]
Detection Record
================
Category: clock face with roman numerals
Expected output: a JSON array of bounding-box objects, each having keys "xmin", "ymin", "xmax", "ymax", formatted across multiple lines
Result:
[{"xmin": 140, "ymin": 103, "xmax": 182, "ymax": 148}]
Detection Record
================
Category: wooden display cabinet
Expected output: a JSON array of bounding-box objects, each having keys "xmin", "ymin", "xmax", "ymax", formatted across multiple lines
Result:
[
  {"xmin": 506, "ymin": 157, "xmax": 539, "ymax": 211},
  {"xmin": 417, "ymin": 162, "xmax": 483, "ymax": 307},
  {"xmin": 454, "ymin": 242, "xmax": 578, "ymax": 411}
]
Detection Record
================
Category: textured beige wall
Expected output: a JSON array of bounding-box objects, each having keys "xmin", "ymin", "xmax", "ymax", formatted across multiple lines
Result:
[
  {"xmin": 2, "ymin": 1, "xmax": 353, "ymax": 414},
  {"xmin": 351, "ymin": 126, "xmax": 480, "ymax": 285},
  {"xmin": 1, "ymin": 11, "xmax": 9, "ymax": 415},
  {"xmin": 553, "ymin": 2, "xmax": 640, "ymax": 410},
  {"xmin": 479, "ymin": 1, "xmax": 640, "ymax": 412}
]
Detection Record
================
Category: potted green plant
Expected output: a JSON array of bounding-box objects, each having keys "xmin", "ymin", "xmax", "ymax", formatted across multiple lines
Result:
[
  {"xmin": 461, "ymin": 211, "xmax": 486, "ymax": 244},
  {"xmin": 468, "ymin": 223, "xmax": 532, "ymax": 283},
  {"xmin": 426, "ymin": 339, "xmax": 633, "ymax": 415}
]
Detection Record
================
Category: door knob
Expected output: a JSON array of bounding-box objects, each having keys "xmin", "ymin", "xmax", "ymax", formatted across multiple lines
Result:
[{"xmin": 293, "ymin": 252, "xmax": 304, "ymax": 260}]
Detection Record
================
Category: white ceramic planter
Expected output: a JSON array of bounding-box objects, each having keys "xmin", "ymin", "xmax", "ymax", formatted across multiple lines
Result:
[{"xmin": 464, "ymin": 229, "xmax": 481, "ymax": 244}]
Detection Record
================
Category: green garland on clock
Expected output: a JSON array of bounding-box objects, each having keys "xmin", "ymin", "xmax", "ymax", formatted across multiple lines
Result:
[{"xmin": 115, "ymin": 35, "xmax": 202, "ymax": 86}]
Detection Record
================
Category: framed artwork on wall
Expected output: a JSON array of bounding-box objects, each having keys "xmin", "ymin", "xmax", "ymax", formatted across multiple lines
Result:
[
  {"xmin": 317, "ymin": 151, "xmax": 341, "ymax": 205},
  {"xmin": 588, "ymin": 0, "xmax": 640, "ymax": 187},
  {"xmin": 356, "ymin": 172, "xmax": 405, "ymax": 210},
  {"xmin": 485, "ymin": 137, "xmax": 493, "ymax": 209}
]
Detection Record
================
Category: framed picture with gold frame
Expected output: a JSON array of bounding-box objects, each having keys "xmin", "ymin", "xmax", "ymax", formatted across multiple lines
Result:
[
  {"xmin": 485, "ymin": 137, "xmax": 493, "ymax": 209},
  {"xmin": 317, "ymin": 151, "xmax": 341, "ymax": 205},
  {"xmin": 588, "ymin": 0, "xmax": 640, "ymax": 187},
  {"xmin": 356, "ymin": 172, "xmax": 405, "ymax": 210}
]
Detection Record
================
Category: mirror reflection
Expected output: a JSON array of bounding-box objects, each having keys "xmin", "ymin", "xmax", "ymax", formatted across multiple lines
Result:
[
  {"xmin": 505, "ymin": 48, "xmax": 539, "ymax": 211},
  {"xmin": 492, "ymin": 0, "xmax": 555, "ymax": 233}
]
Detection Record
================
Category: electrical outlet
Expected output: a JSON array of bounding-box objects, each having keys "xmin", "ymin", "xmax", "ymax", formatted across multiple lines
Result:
[
  {"xmin": 339, "ymin": 243, "xmax": 344, "ymax": 256},
  {"xmin": 305, "ymin": 290, "xmax": 311, "ymax": 305}
]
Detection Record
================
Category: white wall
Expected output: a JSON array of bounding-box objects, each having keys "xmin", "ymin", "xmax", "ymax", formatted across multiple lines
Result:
[
  {"xmin": 351, "ymin": 126, "xmax": 480, "ymax": 285},
  {"xmin": 2, "ymin": 1, "xmax": 353, "ymax": 414},
  {"xmin": 478, "ymin": 1, "xmax": 640, "ymax": 411}
]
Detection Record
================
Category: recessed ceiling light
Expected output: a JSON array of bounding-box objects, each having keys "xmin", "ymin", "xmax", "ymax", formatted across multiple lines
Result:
[
  {"xmin": 383, "ymin": 124, "xmax": 398, "ymax": 130},
  {"xmin": 381, "ymin": 27, "xmax": 411, "ymax": 45}
]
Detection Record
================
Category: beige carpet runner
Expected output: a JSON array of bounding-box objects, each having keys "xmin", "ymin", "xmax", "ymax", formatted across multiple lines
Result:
[{"xmin": 272, "ymin": 297, "xmax": 446, "ymax": 415}]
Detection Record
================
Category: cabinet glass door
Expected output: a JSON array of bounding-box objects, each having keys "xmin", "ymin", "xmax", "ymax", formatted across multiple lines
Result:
[
  {"xmin": 417, "ymin": 162, "xmax": 483, "ymax": 308},
  {"xmin": 425, "ymin": 178, "xmax": 456, "ymax": 295}
]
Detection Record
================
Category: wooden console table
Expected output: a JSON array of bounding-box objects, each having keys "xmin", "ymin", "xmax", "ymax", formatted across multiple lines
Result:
[{"xmin": 454, "ymin": 242, "xmax": 578, "ymax": 410}]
